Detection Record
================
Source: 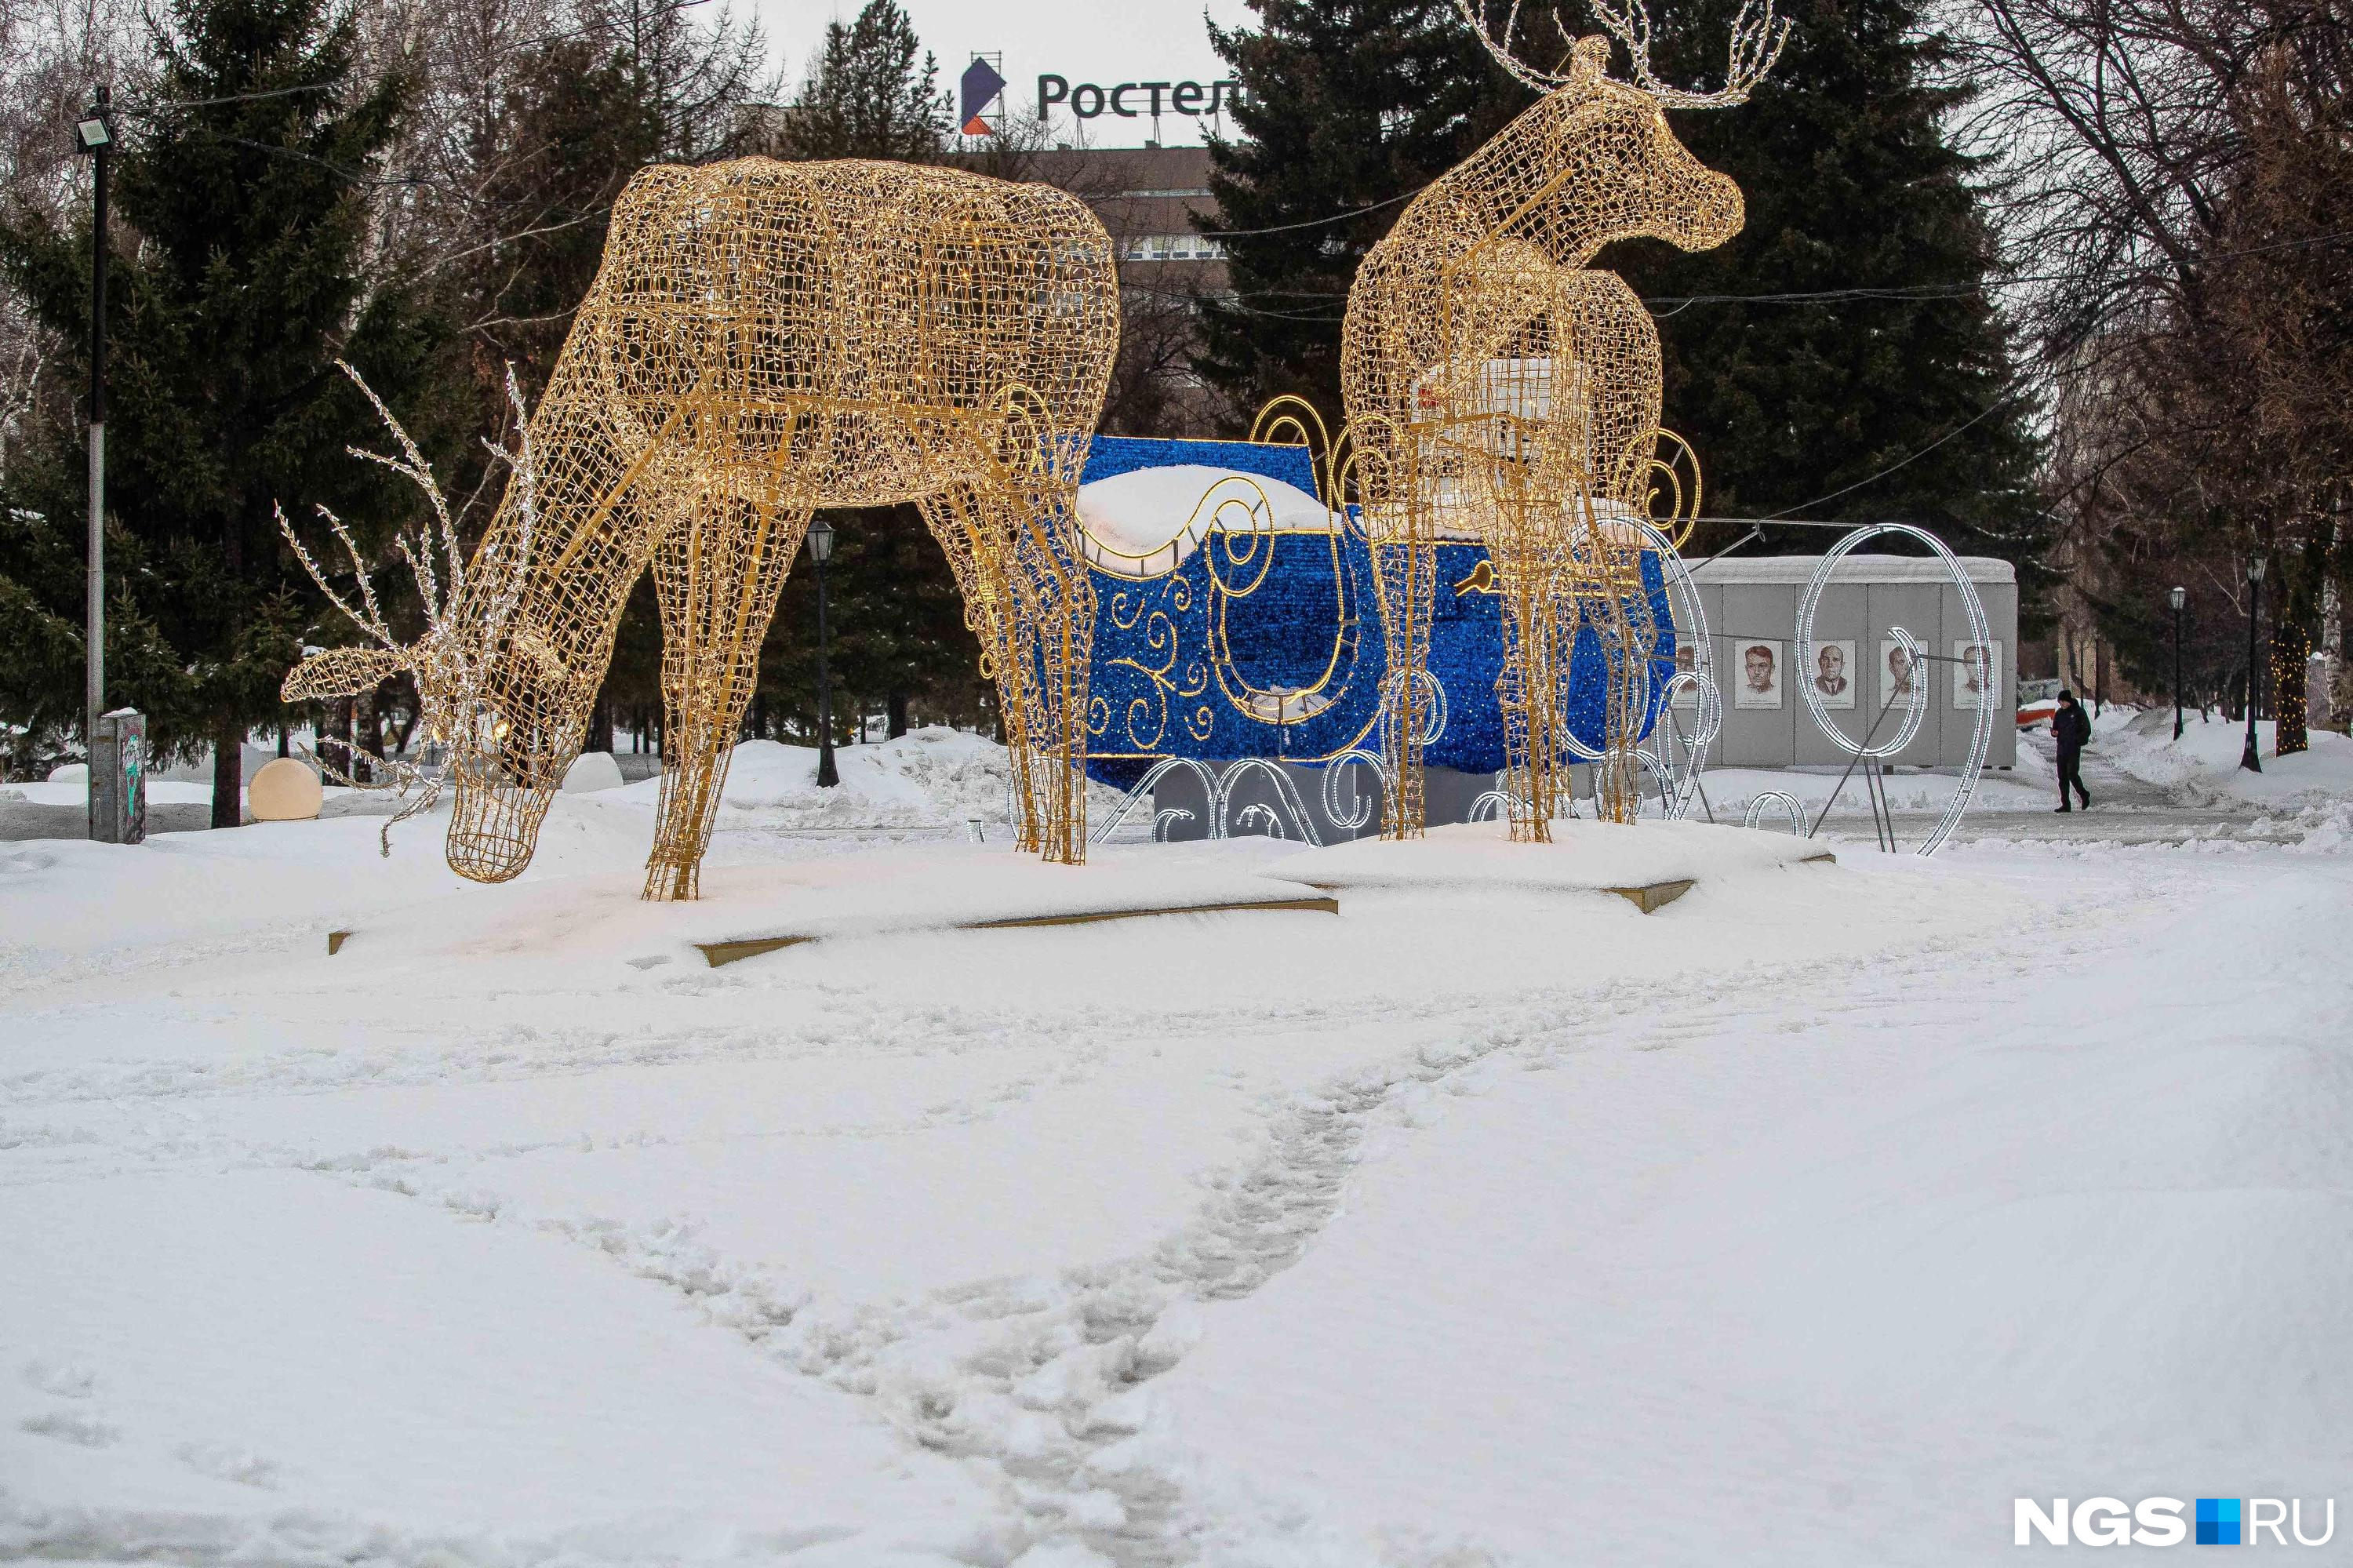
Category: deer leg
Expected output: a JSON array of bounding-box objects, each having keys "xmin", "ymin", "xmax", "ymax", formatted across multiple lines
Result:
[
  {"xmin": 916, "ymin": 477, "xmax": 1096, "ymax": 861},
  {"xmin": 1019, "ymin": 508, "xmax": 1096, "ymax": 865},
  {"xmin": 912, "ymin": 486, "xmax": 1040, "ymax": 849},
  {"xmin": 643, "ymin": 486, "xmax": 811, "ymax": 900},
  {"xmin": 1370, "ymin": 526, "xmax": 1437, "ymax": 839},
  {"xmin": 1489, "ymin": 533, "xmax": 1567, "ymax": 843}
]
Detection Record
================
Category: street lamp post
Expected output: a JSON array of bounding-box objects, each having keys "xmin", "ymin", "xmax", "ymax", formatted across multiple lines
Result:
[
  {"xmin": 2168, "ymin": 585, "xmax": 2186, "ymax": 740},
  {"xmin": 2241, "ymin": 553, "xmax": 2265, "ymax": 773},
  {"xmin": 806, "ymin": 517, "xmax": 839, "ymax": 788},
  {"xmin": 73, "ymin": 86, "xmax": 112, "ymax": 817}
]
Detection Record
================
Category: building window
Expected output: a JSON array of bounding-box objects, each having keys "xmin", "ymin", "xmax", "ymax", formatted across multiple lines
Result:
[{"xmin": 1120, "ymin": 234, "xmax": 1228, "ymax": 263}]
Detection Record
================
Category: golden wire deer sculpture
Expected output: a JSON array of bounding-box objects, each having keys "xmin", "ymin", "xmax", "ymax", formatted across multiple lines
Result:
[
  {"xmin": 282, "ymin": 158, "xmax": 1120, "ymax": 899},
  {"xmin": 1340, "ymin": 0, "xmax": 1787, "ymax": 838}
]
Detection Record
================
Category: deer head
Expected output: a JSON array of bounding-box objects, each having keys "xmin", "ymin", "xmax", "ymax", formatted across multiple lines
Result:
[
  {"xmin": 278, "ymin": 363, "xmax": 547, "ymax": 864},
  {"xmin": 1442, "ymin": 0, "xmax": 1790, "ymax": 261}
]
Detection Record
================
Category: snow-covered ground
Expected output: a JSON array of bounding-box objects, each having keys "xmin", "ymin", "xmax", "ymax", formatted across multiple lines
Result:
[
  {"xmin": 2, "ymin": 727, "xmax": 1131, "ymax": 838},
  {"xmin": 1693, "ymin": 748, "xmax": 2057, "ymax": 821},
  {"xmin": 2086, "ymin": 705, "xmax": 2353, "ymax": 809},
  {"xmin": 5, "ymin": 729, "xmax": 2351, "ymax": 1566}
]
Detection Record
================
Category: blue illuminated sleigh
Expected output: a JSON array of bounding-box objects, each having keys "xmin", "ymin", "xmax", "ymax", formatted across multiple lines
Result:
[{"xmin": 1075, "ymin": 433, "xmax": 1681, "ymax": 799}]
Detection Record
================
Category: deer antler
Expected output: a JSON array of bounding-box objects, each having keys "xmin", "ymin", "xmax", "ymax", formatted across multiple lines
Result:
[
  {"xmin": 1451, "ymin": 0, "xmax": 1584, "ymax": 92},
  {"xmin": 1590, "ymin": 0, "xmax": 1791, "ymax": 109},
  {"xmin": 273, "ymin": 362, "xmax": 541, "ymax": 856}
]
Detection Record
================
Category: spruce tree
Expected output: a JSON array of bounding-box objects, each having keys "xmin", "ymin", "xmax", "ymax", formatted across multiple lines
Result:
[
  {"xmin": 1203, "ymin": 0, "xmax": 2049, "ymax": 602},
  {"xmin": 0, "ymin": 0, "xmax": 427, "ymax": 817},
  {"xmin": 766, "ymin": 0, "xmax": 947, "ymax": 162},
  {"xmin": 1199, "ymin": 0, "xmax": 1527, "ymax": 426},
  {"xmin": 1605, "ymin": 0, "xmax": 2049, "ymax": 595},
  {"xmin": 464, "ymin": 38, "xmax": 665, "ymax": 391}
]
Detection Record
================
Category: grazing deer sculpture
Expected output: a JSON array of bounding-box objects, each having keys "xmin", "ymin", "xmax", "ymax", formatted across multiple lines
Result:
[
  {"xmin": 1341, "ymin": 0, "xmax": 1787, "ymax": 836},
  {"xmin": 282, "ymin": 158, "xmax": 1119, "ymax": 898}
]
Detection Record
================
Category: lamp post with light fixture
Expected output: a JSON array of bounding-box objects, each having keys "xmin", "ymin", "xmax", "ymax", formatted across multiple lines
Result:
[
  {"xmin": 807, "ymin": 517, "xmax": 839, "ymax": 788},
  {"xmin": 2241, "ymin": 553, "xmax": 2265, "ymax": 773},
  {"xmin": 73, "ymin": 86, "xmax": 111, "ymax": 802},
  {"xmin": 2169, "ymin": 585, "xmax": 2186, "ymax": 740}
]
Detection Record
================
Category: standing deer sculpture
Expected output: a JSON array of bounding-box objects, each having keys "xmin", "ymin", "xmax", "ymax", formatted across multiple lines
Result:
[
  {"xmin": 282, "ymin": 158, "xmax": 1119, "ymax": 898},
  {"xmin": 1341, "ymin": 0, "xmax": 1787, "ymax": 837}
]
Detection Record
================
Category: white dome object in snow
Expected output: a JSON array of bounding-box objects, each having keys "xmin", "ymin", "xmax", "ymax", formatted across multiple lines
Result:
[
  {"xmin": 1075, "ymin": 464, "xmax": 1332, "ymax": 579},
  {"xmin": 562, "ymin": 751, "xmax": 626, "ymax": 794},
  {"xmin": 47, "ymin": 762, "xmax": 89, "ymax": 786},
  {"xmin": 248, "ymin": 756, "xmax": 324, "ymax": 821}
]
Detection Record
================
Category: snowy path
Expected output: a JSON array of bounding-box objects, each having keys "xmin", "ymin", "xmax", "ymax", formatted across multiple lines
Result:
[
  {"xmin": 5, "ymin": 797, "xmax": 2351, "ymax": 1563},
  {"xmin": 2018, "ymin": 723, "xmax": 2180, "ymax": 810}
]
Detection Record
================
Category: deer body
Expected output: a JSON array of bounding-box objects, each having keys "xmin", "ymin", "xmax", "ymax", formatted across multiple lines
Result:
[
  {"xmin": 287, "ymin": 158, "xmax": 1119, "ymax": 897},
  {"xmin": 1340, "ymin": 12, "xmax": 1772, "ymax": 835}
]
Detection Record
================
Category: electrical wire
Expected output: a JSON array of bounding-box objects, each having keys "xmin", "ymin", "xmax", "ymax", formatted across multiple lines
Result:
[
  {"xmin": 1199, "ymin": 184, "xmax": 1430, "ymax": 238},
  {"xmin": 1758, "ymin": 384, "xmax": 2035, "ymax": 519}
]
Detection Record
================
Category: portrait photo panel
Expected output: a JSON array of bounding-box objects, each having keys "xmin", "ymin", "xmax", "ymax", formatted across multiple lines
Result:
[
  {"xmin": 1806, "ymin": 639, "xmax": 1857, "ymax": 711},
  {"xmin": 1879, "ymin": 639, "xmax": 1922, "ymax": 711},
  {"xmin": 1735, "ymin": 639, "xmax": 1783, "ymax": 709},
  {"xmin": 1952, "ymin": 640, "xmax": 2002, "ymax": 709}
]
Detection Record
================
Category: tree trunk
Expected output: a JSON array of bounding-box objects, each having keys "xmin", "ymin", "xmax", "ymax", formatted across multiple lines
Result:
[
  {"xmin": 2325, "ymin": 575, "xmax": 2348, "ymax": 729},
  {"xmin": 2275, "ymin": 617, "xmax": 2310, "ymax": 756},
  {"xmin": 210, "ymin": 715, "xmax": 242, "ymax": 829},
  {"xmin": 887, "ymin": 689, "xmax": 909, "ymax": 739},
  {"xmin": 353, "ymin": 686, "xmax": 378, "ymax": 785},
  {"xmin": 390, "ymin": 675, "xmax": 420, "ymax": 759},
  {"xmin": 322, "ymin": 698, "xmax": 351, "ymax": 777}
]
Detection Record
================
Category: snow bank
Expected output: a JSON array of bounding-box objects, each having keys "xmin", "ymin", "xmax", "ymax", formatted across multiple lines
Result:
[
  {"xmin": 627, "ymin": 727, "xmax": 1131, "ymax": 835},
  {"xmin": 1279, "ymin": 816, "xmax": 1835, "ymax": 895},
  {"xmin": 12, "ymin": 777, "xmax": 216, "ymax": 807},
  {"xmin": 1692, "ymin": 754, "xmax": 2057, "ymax": 819},
  {"xmin": 2097, "ymin": 706, "xmax": 2353, "ymax": 806}
]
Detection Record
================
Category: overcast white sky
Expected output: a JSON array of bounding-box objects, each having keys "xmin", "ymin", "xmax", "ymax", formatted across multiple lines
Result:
[{"xmin": 746, "ymin": 0, "xmax": 1259, "ymax": 145}]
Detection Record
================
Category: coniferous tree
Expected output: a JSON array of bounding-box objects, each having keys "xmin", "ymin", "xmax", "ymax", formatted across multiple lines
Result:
[
  {"xmin": 1199, "ymin": 0, "xmax": 1526, "ymax": 426},
  {"xmin": 1204, "ymin": 0, "xmax": 2049, "ymax": 604},
  {"xmin": 461, "ymin": 38, "xmax": 665, "ymax": 389},
  {"xmin": 764, "ymin": 0, "xmax": 947, "ymax": 162},
  {"xmin": 0, "ymin": 0, "xmax": 429, "ymax": 813},
  {"xmin": 1606, "ymin": 0, "xmax": 2049, "ymax": 598}
]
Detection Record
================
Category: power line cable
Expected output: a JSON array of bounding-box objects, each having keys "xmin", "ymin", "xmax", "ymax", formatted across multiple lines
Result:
[
  {"xmin": 1200, "ymin": 184, "xmax": 1429, "ymax": 238},
  {"xmin": 1759, "ymin": 385, "xmax": 2036, "ymax": 520}
]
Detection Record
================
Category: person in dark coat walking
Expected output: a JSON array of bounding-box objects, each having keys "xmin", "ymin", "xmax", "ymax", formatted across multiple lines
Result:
[{"xmin": 2051, "ymin": 689, "xmax": 2092, "ymax": 811}]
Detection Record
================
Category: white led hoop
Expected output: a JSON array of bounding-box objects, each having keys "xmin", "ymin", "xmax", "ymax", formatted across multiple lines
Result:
[
  {"xmin": 1091, "ymin": 755, "xmax": 1222, "ymax": 843},
  {"xmin": 1322, "ymin": 747, "xmax": 1385, "ymax": 832},
  {"xmin": 1742, "ymin": 788, "xmax": 1806, "ymax": 835},
  {"xmin": 1794, "ymin": 523, "xmax": 1995, "ymax": 856},
  {"xmin": 1215, "ymin": 757, "xmax": 1325, "ymax": 845}
]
